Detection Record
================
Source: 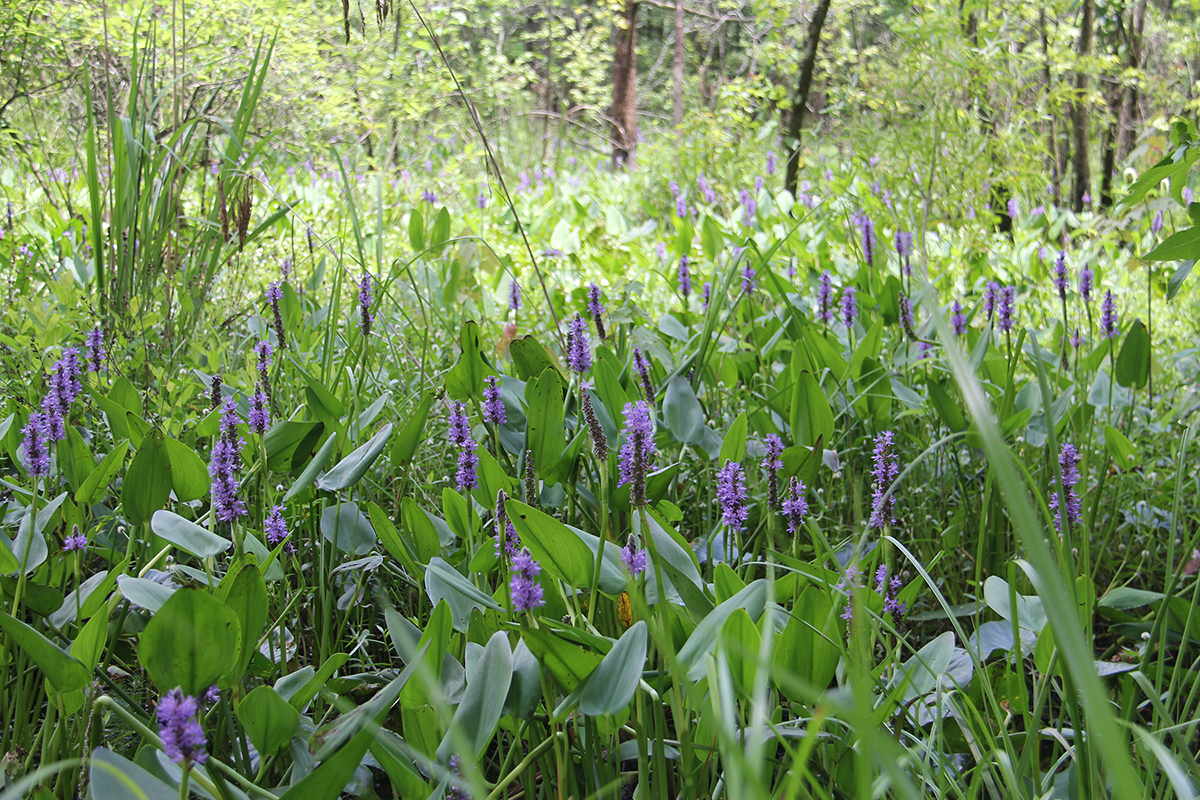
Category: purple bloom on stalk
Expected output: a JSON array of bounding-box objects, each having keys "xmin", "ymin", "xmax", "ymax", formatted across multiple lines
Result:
[
  {"xmin": 264, "ymin": 505, "xmax": 295, "ymax": 554},
  {"xmin": 677, "ymin": 256, "xmax": 691, "ymax": 298},
  {"xmin": 874, "ymin": 564, "xmax": 907, "ymax": 626},
  {"xmin": 1053, "ymin": 251, "xmax": 1070, "ymax": 302},
  {"xmin": 1049, "ymin": 443, "xmax": 1082, "ymax": 532},
  {"xmin": 1071, "ymin": 327, "xmax": 1082, "ymax": 349},
  {"xmin": 86, "ymin": 325, "xmax": 106, "ymax": 371},
  {"xmin": 697, "ymin": 174, "xmax": 716, "ymax": 204},
  {"xmin": 854, "ymin": 212, "xmax": 876, "ymax": 266},
  {"xmin": 587, "ymin": 283, "xmax": 607, "ymax": 340},
  {"xmin": 781, "ymin": 477, "xmax": 808, "ymax": 534},
  {"xmin": 817, "ymin": 271, "xmax": 835, "ymax": 324},
  {"xmin": 617, "ymin": 401, "xmax": 656, "ymax": 506},
  {"xmin": 483, "ymin": 376, "xmax": 506, "ymax": 425},
  {"xmin": 157, "ymin": 689, "xmax": 208, "ymax": 765},
  {"xmin": 358, "ymin": 273, "xmax": 374, "ymax": 337},
  {"xmin": 1101, "ymin": 290, "xmax": 1118, "ymax": 339},
  {"xmin": 62, "ymin": 526, "xmax": 87, "ymax": 552},
  {"xmin": 1151, "ymin": 210, "xmax": 1163, "ymax": 235},
  {"xmin": 254, "ymin": 339, "xmax": 273, "ymax": 372},
  {"xmin": 835, "ymin": 565, "xmax": 862, "ymax": 623},
  {"xmin": 740, "ymin": 189, "xmax": 757, "ymax": 222},
  {"xmin": 755, "ymin": 175, "xmax": 764, "ymax": 194},
  {"xmin": 701, "ymin": 282, "xmax": 712, "ymax": 312},
  {"xmin": 918, "ymin": 340, "xmax": 934, "ymax": 360},
  {"xmin": 620, "ymin": 535, "xmax": 647, "ymax": 577},
  {"xmin": 841, "ymin": 287, "xmax": 858, "ymax": 328},
  {"xmin": 869, "ymin": 431, "xmax": 900, "ymax": 529},
  {"xmin": 998, "ymin": 286, "xmax": 1016, "ymax": 334},
  {"xmin": 766, "ymin": 151, "xmax": 778, "ymax": 175},
  {"xmin": 477, "ymin": 193, "xmax": 489, "ymax": 209},
  {"xmin": 676, "ymin": 195, "xmax": 687, "ymax": 218},
  {"xmin": 495, "ymin": 519, "xmax": 520, "ymax": 558},
  {"xmin": 210, "ymin": 397, "xmax": 247, "ymax": 523},
  {"xmin": 898, "ymin": 292, "xmax": 917, "ymax": 340},
  {"xmin": 249, "ymin": 389, "xmax": 270, "ymax": 434},
  {"xmin": 669, "ymin": 181, "xmax": 680, "ymax": 198},
  {"xmin": 422, "ymin": 189, "xmax": 437, "ymax": 204},
  {"xmin": 895, "ymin": 231, "xmax": 914, "ymax": 276},
  {"xmin": 1079, "ymin": 267, "xmax": 1093, "ymax": 303},
  {"xmin": 566, "ymin": 314, "xmax": 592, "ymax": 373},
  {"xmin": 46, "ymin": 348, "xmax": 84, "ymax": 417},
  {"xmin": 508, "ymin": 278, "xmax": 521, "ymax": 314},
  {"xmin": 763, "ymin": 434, "xmax": 784, "ymax": 511},
  {"xmin": 40, "ymin": 399, "xmax": 65, "ymax": 442},
  {"xmin": 1007, "ymin": 198, "xmax": 1019, "ymax": 220},
  {"xmin": 456, "ymin": 445, "xmax": 479, "ymax": 492},
  {"xmin": 983, "ymin": 281, "xmax": 1000, "ymax": 321},
  {"xmin": 632, "ymin": 347, "xmax": 655, "ymax": 401},
  {"xmin": 715, "ymin": 460, "xmax": 749, "ymax": 530},
  {"xmin": 510, "ymin": 549, "xmax": 545, "ymax": 612},
  {"xmin": 448, "ymin": 401, "xmax": 472, "ymax": 449},
  {"xmin": 741, "ymin": 263, "xmax": 757, "ymax": 294},
  {"xmin": 951, "ymin": 301, "xmax": 967, "ymax": 335},
  {"xmin": 266, "ymin": 282, "xmax": 283, "ymax": 304}
]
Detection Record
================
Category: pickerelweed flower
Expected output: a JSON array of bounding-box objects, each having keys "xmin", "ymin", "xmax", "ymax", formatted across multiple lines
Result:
[
  {"xmin": 1071, "ymin": 327, "xmax": 1083, "ymax": 349},
  {"xmin": 781, "ymin": 477, "xmax": 808, "ymax": 534},
  {"xmin": 1079, "ymin": 267, "xmax": 1093, "ymax": 303},
  {"xmin": 587, "ymin": 283, "xmax": 607, "ymax": 340},
  {"xmin": 617, "ymin": 401, "xmax": 656, "ymax": 507},
  {"xmin": 817, "ymin": 271, "xmax": 834, "ymax": 324},
  {"xmin": 632, "ymin": 347, "xmax": 655, "ymax": 401},
  {"xmin": 421, "ymin": 189, "xmax": 437, "ymax": 204},
  {"xmin": 676, "ymin": 195, "xmax": 687, "ymax": 218},
  {"xmin": 1049, "ymin": 443, "xmax": 1082, "ymax": 533},
  {"xmin": 755, "ymin": 175, "xmax": 764, "ymax": 194},
  {"xmin": 762, "ymin": 434, "xmax": 784, "ymax": 511},
  {"xmin": 701, "ymin": 282, "xmax": 713, "ymax": 312},
  {"xmin": 581, "ymin": 393, "xmax": 608, "ymax": 458},
  {"xmin": 854, "ymin": 212, "xmax": 876, "ymax": 266},
  {"xmin": 210, "ymin": 397, "xmax": 247, "ymax": 523},
  {"xmin": 264, "ymin": 505, "xmax": 295, "ymax": 554},
  {"xmin": 869, "ymin": 431, "xmax": 900, "ymax": 528},
  {"xmin": 620, "ymin": 534, "xmax": 648, "ymax": 577},
  {"xmin": 740, "ymin": 189, "xmax": 757, "ymax": 222},
  {"xmin": 523, "ymin": 449, "xmax": 537, "ymax": 504},
  {"xmin": 874, "ymin": 564, "xmax": 907, "ymax": 627},
  {"xmin": 510, "ymin": 549, "xmax": 545, "ymax": 612},
  {"xmin": 22, "ymin": 414, "xmax": 54, "ymax": 476},
  {"xmin": 1007, "ymin": 197, "xmax": 1019, "ymax": 220},
  {"xmin": 697, "ymin": 174, "xmax": 716, "ymax": 204},
  {"xmin": 951, "ymin": 301, "xmax": 968, "ymax": 335},
  {"xmin": 358, "ymin": 273, "xmax": 374, "ymax": 337},
  {"xmin": 766, "ymin": 151, "xmax": 778, "ymax": 175},
  {"xmin": 266, "ymin": 282, "xmax": 286, "ymax": 348},
  {"xmin": 446, "ymin": 755, "xmax": 470, "ymax": 800},
  {"xmin": 841, "ymin": 287, "xmax": 858, "ymax": 328},
  {"xmin": 209, "ymin": 374, "xmax": 223, "ymax": 411},
  {"xmin": 62, "ymin": 525, "xmax": 88, "ymax": 552},
  {"xmin": 508, "ymin": 278, "xmax": 521, "ymax": 315},
  {"xmin": 898, "ymin": 292, "xmax": 917, "ymax": 341},
  {"xmin": 741, "ymin": 262, "xmax": 757, "ymax": 294},
  {"xmin": 895, "ymin": 230, "xmax": 914, "ymax": 276},
  {"xmin": 46, "ymin": 348, "xmax": 83, "ymax": 418},
  {"xmin": 482, "ymin": 376, "xmax": 506, "ymax": 425},
  {"xmin": 566, "ymin": 314, "xmax": 593, "ymax": 374},
  {"xmin": 998, "ymin": 286, "xmax": 1016, "ymax": 334},
  {"xmin": 1053, "ymin": 250, "xmax": 1070, "ymax": 302},
  {"xmin": 835, "ymin": 565, "xmax": 862, "ymax": 623},
  {"xmin": 86, "ymin": 325, "xmax": 106, "ymax": 371},
  {"xmin": 1101, "ymin": 290, "xmax": 1118, "ymax": 339},
  {"xmin": 677, "ymin": 256, "xmax": 691, "ymax": 298},
  {"xmin": 983, "ymin": 281, "xmax": 1000, "ymax": 321},
  {"xmin": 493, "ymin": 490, "xmax": 520, "ymax": 558},
  {"xmin": 669, "ymin": 181, "xmax": 680, "ymax": 198},
  {"xmin": 448, "ymin": 402, "xmax": 479, "ymax": 492},
  {"xmin": 249, "ymin": 389, "xmax": 270, "ymax": 434},
  {"xmin": 1152, "ymin": 210, "xmax": 1164, "ymax": 235},
  {"xmin": 715, "ymin": 460, "xmax": 749, "ymax": 530},
  {"xmin": 157, "ymin": 689, "xmax": 207, "ymax": 765}
]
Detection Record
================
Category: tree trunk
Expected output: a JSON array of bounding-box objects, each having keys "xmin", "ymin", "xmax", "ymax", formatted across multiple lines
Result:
[
  {"xmin": 1039, "ymin": 11, "xmax": 1064, "ymax": 205},
  {"xmin": 784, "ymin": 0, "xmax": 833, "ymax": 198},
  {"xmin": 1070, "ymin": 0, "xmax": 1095, "ymax": 212},
  {"xmin": 671, "ymin": 0, "xmax": 683, "ymax": 127},
  {"xmin": 1118, "ymin": 0, "xmax": 1148, "ymax": 159},
  {"xmin": 611, "ymin": 0, "xmax": 639, "ymax": 169}
]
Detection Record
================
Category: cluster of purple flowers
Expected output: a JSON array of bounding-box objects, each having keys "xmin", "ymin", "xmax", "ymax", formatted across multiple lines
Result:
[
  {"xmin": 482, "ymin": 376, "xmax": 506, "ymax": 425},
  {"xmin": 1049, "ymin": 443, "xmax": 1082, "ymax": 533},
  {"xmin": 841, "ymin": 287, "xmax": 859, "ymax": 329},
  {"xmin": 617, "ymin": 401, "xmax": 656, "ymax": 507},
  {"xmin": 816, "ymin": 271, "xmax": 835, "ymax": 324},
  {"xmin": 632, "ymin": 347, "xmax": 655, "ymax": 401},
  {"xmin": 1101, "ymin": 290, "xmax": 1119, "ymax": 339},
  {"xmin": 868, "ymin": 431, "xmax": 900, "ymax": 529},
  {"xmin": 853, "ymin": 212, "xmax": 876, "ymax": 266},
  {"xmin": 983, "ymin": 281, "xmax": 1000, "ymax": 321},
  {"xmin": 701, "ymin": 282, "xmax": 713, "ymax": 312},
  {"xmin": 895, "ymin": 231, "xmax": 914, "ymax": 276},
  {"xmin": 835, "ymin": 565, "xmax": 862, "ymax": 623},
  {"xmin": 157, "ymin": 688, "xmax": 208, "ymax": 765},
  {"xmin": 741, "ymin": 263, "xmax": 757, "ymax": 295},
  {"xmin": 781, "ymin": 477, "xmax": 808, "ymax": 534},
  {"xmin": 264, "ymin": 505, "xmax": 295, "ymax": 554},
  {"xmin": 1152, "ymin": 210, "xmax": 1164, "ymax": 236},
  {"xmin": 86, "ymin": 325, "xmax": 106, "ymax": 371},
  {"xmin": 677, "ymin": 256, "xmax": 691, "ymax": 299},
  {"xmin": 766, "ymin": 151, "xmax": 778, "ymax": 175},
  {"xmin": 210, "ymin": 396, "xmax": 247, "ymax": 523},
  {"xmin": 421, "ymin": 189, "xmax": 438, "ymax": 204},
  {"xmin": 63, "ymin": 525, "xmax": 88, "ymax": 552},
  {"xmin": 22, "ymin": 343, "xmax": 94, "ymax": 475},
  {"xmin": 1079, "ymin": 267, "xmax": 1093, "ymax": 304},
  {"xmin": 715, "ymin": 460, "xmax": 749, "ymax": 530},
  {"xmin": 266, "ymin": 282, "xmax": 286, "ymax": 348},
  {"xmin": 874, "ymin": 564, "xmax": 907, "ymax": 627},
  {"xmin": 620, "ymin": 534, "xmax": 647, "ymax": 577},
  {"xmin": 997, "ymin": 286, "xmax": 1016, "ymax": 334},
  {"xmin": 696, "ymin": 174, "xmax": 716, "ymax": 204},
  {"xmin": 508, "ymin": 278, "xmax": 521, "ymax": 315},
  {"xmin": 1053, "ymin": 251, "xmax": 1070, "ymax": 302},
  {"xmin": 358, "ymin": 273, "xmax": 374, "ymax": 337},
  {"xmin": 898, "ymin": 292, "xmax": 917, "ymax": 341},
  {"xmin": 951, "ymin": 301, "xmax": 968, "ymax": 335},
  {"xmin": 510, "ymin": 549, "xmax": 545, "ymax": 612},
  {"xmin": 762, "ymin": 435, "xmax": 784, "ymax": 511},
  {"xmin": 448, "ymin": 402, "xmax": 479, "ymax": 492},
  {"xmin": 740, "ymin": 189, "xmax": 757, "ymax": 223},
  {"xmin": 566, "ymin": 314, "xmax": 592, "ymax": 374},
  {"xmin": 586, "ymin": 283, "xmax": 606, "ymax": 340}
]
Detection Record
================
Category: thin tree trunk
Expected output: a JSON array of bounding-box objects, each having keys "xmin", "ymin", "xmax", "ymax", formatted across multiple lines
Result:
[
  {"xmin": 1070, "ymin": 0, "xmax": 1095, "ymax": 212},
  {"xmin": 1040, "ymin": 10, "xmax": 1064, "ymax": 205},
  {"xmin": 671, "ymin": 0, "xmax": 683, "ymax": 126},
  {"xmin": 611, "ymin": 0, "xmax": 639, "ymax": 168},
  {"xmin": 784, "ymin": 0, "xmax": 833, "ymax": 197},
  {"xmin": 1119, "ymin": 0, "xmax": 1148, "ymax": 158}
]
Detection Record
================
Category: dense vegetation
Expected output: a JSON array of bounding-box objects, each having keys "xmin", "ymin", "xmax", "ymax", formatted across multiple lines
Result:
[{"xmin": 3, "ymin": 1, "xmax": 1200, "ymax": 799}]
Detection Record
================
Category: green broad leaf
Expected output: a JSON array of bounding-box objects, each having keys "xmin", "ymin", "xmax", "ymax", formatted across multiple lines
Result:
[
  {"xmin": 89, "ymin": 748, "xmax": 177, "ymax": 800},
  {"xmin": 408, "ymin": 207, "xmax": 425, "ymax": 252},
  {"xmin": 388, "ymin": 600, "xmax": 451, "ymax": 707},
  {"xmin": 51, "ymin": 568, "xmax": 114, "ymax": 628},
  {"xmin": 217, "ymin": 561, "xmax": 268, "ymax": 684},
  {"xmin": 264, "ymin": 420, "xmax": 324, "ymax": 472},
  {"xmin": 70, "ymin": 608, "xmax": 109, "ymax": 672},
  {"xmin": 446, "ymin": 321, "xmax": 494, "ymax": 401},
  {"xmin": 526, "ymin": 368, "xmax": 566, "ymax": 477},
  {"xmin": 473, "ymin": 447, "xmax": 515, "ymax": 510},
  {"xmin": 161, "ymin": 436, "xmax": 208, "ymax": 502},
  {"xmin": 117, "ymin": 575, "xmax": 177, "ymax": 612},
  {"xmin": 61, "ymin": 426, "xmax": 93, "ymax": 494},
  {"xmin": 928, "ymin": 382, "xmax": 966, "ymax": 432},
  {"xmin": 368, "ymin": 502, "xmax": 421, "ymax": 576},
  {"xmin": 774, "ymin": 586, "xmax": 841, "ymax": 700},
  {"xmin": 429, "ymin": 206, "xmax": 452, "ymax": 253},
  {"xmin": 284, "ymin": 432, "xmax": 338, "ymax": 501},
  {"xmin": 425, "ymin": 557, "xmax": 503, "ymax": 632},
  {"xmin": 391, "ymin": 393, "xmax": 433, "ymax": 465},
  {"xmin": 663, "ymin": 375, "xmax": 705, "ymax": 445},
  {"xmin": 315, "ymin": 423, "xmax": 393, "ymax": 492},
  {"xmin": 702, "ymin": 215, "xmax": 724, "ymax": 261},
  {"xmin": 520, "ymin": 626, "xmax": 603, "ymax": 693},
  {"xmin": 0, "ymin": 532, "xmax": 21, "ymax": 575},
  {"xmin": 579, "ymin": 621, "xmax": 648, "ymax": 717},
  {"xmin": 1167, "ymin": 260, "xmax": 1195, "ymax": 301},
  {"xmin": 282, "ymin": 652, "xmax": 349, "ymax": 712},
  {"xmin": 237, "ymin": 686, "xmax": 300, "ymax": 757},
  {"xmin": 0, "ymin": 610, "xmax": 90, "ymax": 692},
  {"xmin": 506, "ymin": 639, "xmax": 542, "ymax": 720},
  {"xmin": 719, "ymin": 608, "xmax": 762, "ymax": 696},
  {"xmin": 294, "ymin": 363, "xmax": 345, "ymax": 420},
  {"xmin": 138, "ymin": 588, "xmax": 241, "ymax": 696},
  {"xmin": 76, "ymin": 440, "xmax": 130, "ymax": 505},
  {"xmin": 571, "ymin": 527, "xmax": 634, "ymax": 595},
  {"xmin": 150, "ymin": 511, "xmax": 232, "ymax": 559},
  {"xmin": 122, "ymin": 430, "xmax": 172, "ymax": 527},
  {"xmin": 790, "ymin": 371, "xmax": 834, "ymax": 449},
  {"xmin": 1143, "ymin": 226, "xmax": 1200, "ymax": 262},
  {"xmin": 400, "ymin": 497, "xmax": 441, "ymax": 564},
  {"xmin": 11, "ymin": 492, "xmax": 67, "ymax": 577},
  {"xmin": 1103, "ymin": 425, "xmax": 1138, "ymax": 469},
  {"xmin": 92, "ymin": 391, "xmax": 131, "ymax": 441},
  {"xmin": 983, "ymin": 576, "xmax": 1047, "ymax": 633},
  {"xmin": 320, "ymin": 502, "xmax": 376, "ymax": 555},
  {"xmin": 1098, "ymin": 587, "xmax": 1164, "ymax": 608},
  {"xmin": 1114, "ymin": 319, "xmax": 1150, "ymax": 390},
  {"xmin": 436, "ymin": 631, "xmax": 512, "ymax": 761},
  {"xmin": 717, "ymin": 413, "xmax": 748, "ymax": 465},
  {"xmin": 123, "ymin": 412, "xmax": 151, "ymax": 449},
  {"xmin": 510, "ymin": 336, "xmax": 562, "ymax": 382},
  {"xmin": 110, "ymin": 375, "xmax": 143, "ymax": 415},
  {"xmin": 506, "ymin": 499, "xmax": 593, "ymax": 588},
  {"xmin": 676, "ymin": 580, "xmax": 768, "ymax": 682}
]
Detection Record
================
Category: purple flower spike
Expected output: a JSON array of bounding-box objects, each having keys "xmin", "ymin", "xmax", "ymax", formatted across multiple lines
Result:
[
  {"xmin": 998, "ymin": 286, "xmax": 1016, "ymax": 334},
  {"xmin": 817, "ymin": 271, "xmax": 834, "ymax": 324},
  {"xmin": 620, "ymin": 535, "xmax": 647, "ymax": 577},
  {"xmin": 1101, "ymin": 290, "xmax": 1118, "ymax": 340},
  {"xmin": 1049, "ymin": 443, "xmax": 1082, "ymax": 533},
  {"xmin": 1152, "ymin": 210, "xmax": 1164, "ymax": 235},
  {"xmin": 265, "ymin": 505, "xmax": 295, "ymax": 554},
  {"xmin": 567, "ymin": 314, "xmax": 592, "ymax": 374},
  {"xmin": 677, "ymin": 256, "xmax": 691, "ymax": 299},
  {"xmin": 632, "ymin": 347, "xmax": 655, "ymax": 402},
  {"xmin": 249, "ymin": 389, "xmax": 270, "ymax": 434},
  {"xmin": 766, "ymin": 151, "xmax": 778, "ymax": 175},
  {"xmin": 762, "ymin": 434, "xmax": 785, "ymax": 511},
  {"xmin": 1053, "ymin": 251, "xmax": 1069, "ymax": 302},
  {"xmin": 740, "ymin": 189, "xmax": 757, "ymax": 222},
  {"xmin": 715, "ymin": 460, "xmax": 749, "ymax": 531},
  {"xmin": 617, "ymin": 401, "xmax": 656, "ymax": 507},
  {"xmin": 741, "ymin": 263, "xmax": 757, "ymax": 294},
  {"xmin": 157, "ymin": 688, "xmax": 208, "ymax": 765},
  {"xmin": 854, "ymin": 212, "xmax": 876, "ymax": 266},
  {"xmin": 1079, "ymin": 267, "xmax": 1093, "ymax": 303},
  {"xmin": 841, "ymin": 287, "xmax": 858, "ymax": 329},
  {"xmin": 508, "ymin": 278, "xmax": 521, "ymax": 314},
  {"xmin": 483, "ymin": 376, "xmax": 506, "ymax": 425},
  {"xmin": 210, "ymin": 397, "xmax": 247, "ymax": 523},
  {"xmin": 86, "ymin": 325, "xmax": 106, "ymax": 372},
  {"xmin": 869, "ymin": 431, "xmax": 900, "ymax": 529},
  {"xmin": 358, "ymin": 273, "xmax": 374, "ymax": 337},
  {"xmin": 62, "ymin": 525, "xmax": 87, "ymax": 552},
  {"xmin": 448, "ymin": 401, "xmax": 472, "ymax": 449},
  {"xmin": 586, "ymin": 283, "xmax": 607, "ymax": 340},
  {"xmin": 510, "ymin": 549, "xmax": 545, "ymax": 612},
  {"xmin": 951, "ymin": 301, "xmax": 967, "ymax": 335},
  {"xmin": 701, "ymin": 282, "xmax": 713, "ymax": 312},
  {"xmin": 781, "ymin": 477, "xmax": 808, "ymax": 534}
]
